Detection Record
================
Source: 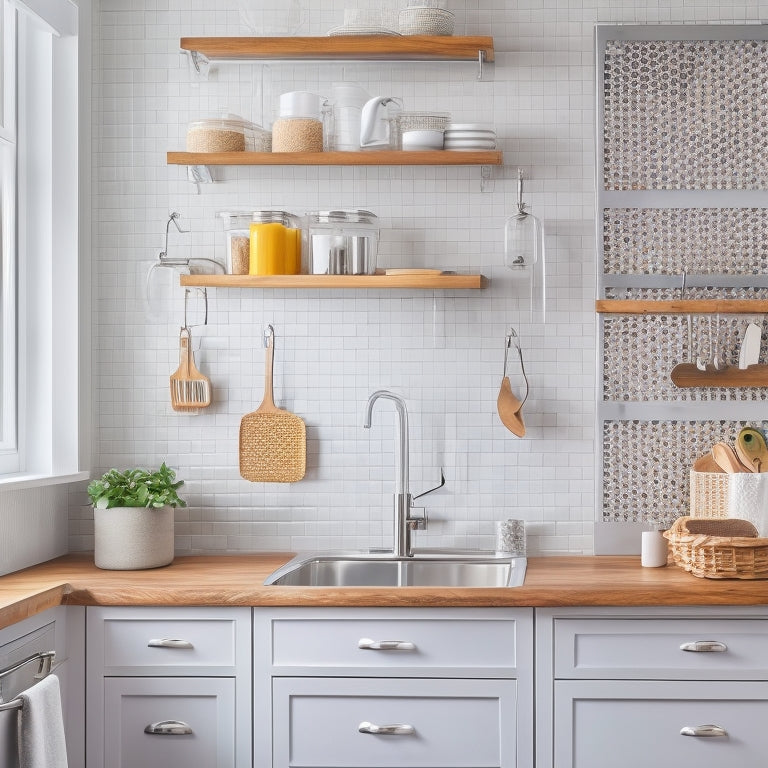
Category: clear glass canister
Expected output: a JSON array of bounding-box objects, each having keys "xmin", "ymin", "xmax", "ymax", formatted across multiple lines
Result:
[
  {"xmin": 218, "ymin": 211, "xmax": 253, "ymax": 274},
  {"xmin": 272, "ymin": 91, "xmax": 325, "ymax": 153},
  {"xmin": 306, "ymin": 210, "xmax": 379, "ymax": 275},
  {"xmin": 249, "ymin": 211, "xmax": 302, "ymax": 276}
]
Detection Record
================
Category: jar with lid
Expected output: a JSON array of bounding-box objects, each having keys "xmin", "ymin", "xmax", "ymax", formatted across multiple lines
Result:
[
  {"xmin": 218, "ymin": 211, "xmax": 254, "ymax": 274},
  {"xmin": 272, "ymin": 91, "xmax": 325, "ymax": 153},
  {"xmin": 306, "ymin": 210, "xmax": 379, "ymax": 275},
  {"xmin": 249, "ymin": 211, "xmax": 302, "ymax": 275}
]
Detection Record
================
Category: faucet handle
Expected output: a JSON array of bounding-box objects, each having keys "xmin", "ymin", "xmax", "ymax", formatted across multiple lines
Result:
[{"xmin": 407, "ymin": 507, "xmax": 428, "ymax": 530}]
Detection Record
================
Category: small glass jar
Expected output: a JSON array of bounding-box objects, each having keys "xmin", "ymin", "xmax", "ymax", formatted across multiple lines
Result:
[
  {"xmin": 272, "ymin": 91, "xmax": 324, "ymax": 153},
  {"xmin": 249, "ymin": 211, "xmax": 302, "ymax": 275},
  {"xmin": 218, "ymin": 211, "xmax": 253, "ymax": 274},
  {"xmin": 305, "ymin": 210, "xmax": 379, "ymax": 275}
]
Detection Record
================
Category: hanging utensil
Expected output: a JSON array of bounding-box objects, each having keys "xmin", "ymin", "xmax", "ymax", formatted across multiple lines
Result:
[
  {"xmin": 239, "ymin": 325, "xmax": 306, "ymax": 483},
  {"xmin": 711, "ymin": 442, "xmax": 749, "ymax": 474},
  {"xmin": 497, "ymin": 328, "xmax": 529, "ymax": 437},
  {"xmin": 738, "ymin": 322, "xmax": 761, "ymax": 369},
  {"xmin": 504, "ymin": 169, "xmax": 545, "ymax": 322},
  {"xmin": 735, "ymin": 427, "xmax": 768, "ymax": 473},
  {"xmin": 169, "ymin": 326, "xmax": 212, "ymax": 411}
]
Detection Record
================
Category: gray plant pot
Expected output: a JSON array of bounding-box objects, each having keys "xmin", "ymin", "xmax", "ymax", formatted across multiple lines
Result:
[{"xmin": 93, "ymin": 506, "xmax": 175, "ymax": 570}]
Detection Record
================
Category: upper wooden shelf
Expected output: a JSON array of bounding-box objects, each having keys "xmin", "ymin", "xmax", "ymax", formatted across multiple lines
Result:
[
  {"xmin": 180, "ymin": 273, "xmax": 487, "ymax": 290},
  {"xmin": 179, "ymin": 35, "xmax": 495, "ymax": 63},
  {"xmin": 596, "ymin": 299, "xmax": 768, "ymax": 314},
  {"xmin": 168, "ymin": 150, "xmax": 503, "ymax": 167}
]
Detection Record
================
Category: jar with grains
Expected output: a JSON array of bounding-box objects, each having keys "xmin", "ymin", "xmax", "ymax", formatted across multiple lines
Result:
[
  {"xmin": 249, "ymin": 211, "xmax": 302, "ymax": 275},
  {"xmin": 187, "ymin": 118, "xmax": 247, "ymax": 152},
  {"xmin": 218, "ymin": 211, "xmax": 254, "ymax": 275},
  {"xmin": 272, "ymin": 91, "xmax": 325, "ymax": 153}
]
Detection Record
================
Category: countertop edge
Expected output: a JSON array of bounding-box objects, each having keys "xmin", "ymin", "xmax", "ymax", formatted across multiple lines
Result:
[{"xmin": 3, "ymin": 553, "xmax": 768, "ymax": 630}]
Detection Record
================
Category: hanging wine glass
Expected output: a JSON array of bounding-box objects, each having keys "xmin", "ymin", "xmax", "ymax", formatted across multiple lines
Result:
[{"xmin": 504, "ymin": 169, "xmax": 546, "ymax": 322}]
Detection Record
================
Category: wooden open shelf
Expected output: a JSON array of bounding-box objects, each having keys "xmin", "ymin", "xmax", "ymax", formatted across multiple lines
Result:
[
  {"xmin": 168, "ymin": 150, "xmax": 502, "ymax": 167},
  {"xmin": 180, "ymin": 35, "xmax": 495, "ymax": 63},
  {"xmin": 596, "ymin": 299, "xmax": 768, "ymax": 315},
  {"xmin": 180, "ymin": 273, "xmax": 487, "ymax": 290},
  {"xmin": 671, "ymin": 363, "xmax": 768, "ymax": 388}
]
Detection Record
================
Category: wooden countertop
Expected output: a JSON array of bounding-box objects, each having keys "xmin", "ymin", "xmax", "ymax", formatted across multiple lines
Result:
[{"xmin": 2, "ymin": 553, "xmax": 768, "ymax": 630}]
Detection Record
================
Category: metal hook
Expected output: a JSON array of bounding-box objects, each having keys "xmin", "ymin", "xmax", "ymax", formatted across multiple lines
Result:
[
  {"xmin": 159, "ymin": 212, "xmax": 190, "ymax": 264},
  {"xmin": 503, "ymin": 327, "xmax": 529, "ymax": 406},
  {"xmin": 516, "ymin": 169, "xmax": 528, "ymax": 216},
  {"xmin": 263, "ymin": 324, "xmax": 275, "ymax": 349}
]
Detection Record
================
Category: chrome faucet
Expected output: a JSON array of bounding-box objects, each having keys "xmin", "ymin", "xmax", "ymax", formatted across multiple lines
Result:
[{"xmin": 363, "ymin": 390, "xmax": 426, "ymax": 558}]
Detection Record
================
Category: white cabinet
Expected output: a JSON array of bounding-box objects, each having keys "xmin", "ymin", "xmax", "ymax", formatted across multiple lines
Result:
[
  {"xmin": 0, "ymin": 606, "xmax": 84, "ymax": 768},
  {"xmin": 86, "ymin": 606, "xmax": 251, "ymax": 768},
  {"xmin": 536, "ymin": 606, "xmax": 768, "ymax": 768},
  {"xmin": 255, "ymin": 607, "xmax": 534, "ymax": 768}
]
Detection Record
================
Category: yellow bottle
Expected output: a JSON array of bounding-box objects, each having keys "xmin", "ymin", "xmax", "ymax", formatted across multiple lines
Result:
[{"xmin": 249, "ymin": 211, "xmax": 302, "ymax": 275}]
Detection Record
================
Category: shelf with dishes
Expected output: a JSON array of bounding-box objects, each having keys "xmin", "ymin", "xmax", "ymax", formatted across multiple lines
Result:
[
  {"xmin": 179, "ymin": 271, "xmax": 487, "ymax": 290},
  {"xmin": 167, "ymin": 149, "xmax": 502, "ymax": 167}
]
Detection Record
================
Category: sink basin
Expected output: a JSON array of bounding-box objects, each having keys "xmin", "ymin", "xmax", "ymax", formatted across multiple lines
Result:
[{"xmin": 264, "ymin": 550, "xmax": 527, "ymax": 588}]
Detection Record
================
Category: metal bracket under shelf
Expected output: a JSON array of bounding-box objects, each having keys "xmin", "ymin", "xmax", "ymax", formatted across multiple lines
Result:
[{"xmin": 480, "ymin": 164, "xmax": 495, "ymax": 192}]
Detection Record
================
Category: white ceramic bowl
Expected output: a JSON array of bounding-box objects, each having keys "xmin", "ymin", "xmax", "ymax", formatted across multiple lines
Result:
[{"xmin": 401, "ymin": 129, "xmax": 444, "ymax": 150}]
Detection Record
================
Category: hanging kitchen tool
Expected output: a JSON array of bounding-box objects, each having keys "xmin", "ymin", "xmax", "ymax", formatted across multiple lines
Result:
[
  {"xmin": 711, "ymin": 442, "xmax": 749, "ymax": 474},
  {"xmin": 239, "ymin": 325, "xmax": 306, "ymax": 483},
  {"xmin": 738, "ymin": 322, "xmax": 762, "ymax": 369},
  {"xmin": 735, "ymin": 427, "xmax": 768, "ymax": 473},
  {"xmin": 497, "ymin": 327, "xmax": 529, "ymax": 437},
  {"xmin": 504, "ymin": 169, "xmax": 546, "ymax": 322},
  {"xmin": 169, "ymin": 326, "xmax": 212, "ymax": 411}
]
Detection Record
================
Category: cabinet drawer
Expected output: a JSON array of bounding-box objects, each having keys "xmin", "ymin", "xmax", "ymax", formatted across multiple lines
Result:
[
  {"xmin": 554, "ymin": 618, "xmax": 768, "ymax": 679},
  {"xmin": 103, "ymin": 677, "xmax": 234, "ymax": 768},
  {"xmin": 88, "ymin": 607, "xmax": 250, "ymax": 675},
  {"xmin": 263, "ymin": 608, "xmax": 526, "ymax": 676},
  {"xmin": 555, "ymin": 680, "xmax": 768, "ymax": 768},
  {"xmin": 274, "ymin": 677, "xmax": 517, "ymax": 768}
]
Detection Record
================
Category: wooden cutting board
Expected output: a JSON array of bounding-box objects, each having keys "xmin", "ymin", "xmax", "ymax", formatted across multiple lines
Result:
[{"xmin": 239, "ymin": 326, "xmax": 306, "ymax": 483}]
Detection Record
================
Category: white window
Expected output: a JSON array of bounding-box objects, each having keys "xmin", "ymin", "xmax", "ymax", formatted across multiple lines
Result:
[{"xmin": 0, "ymin": 0, "xmax": 88, "ymax": 488}]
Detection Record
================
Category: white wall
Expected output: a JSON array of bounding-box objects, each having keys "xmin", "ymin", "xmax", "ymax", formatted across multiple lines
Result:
[{"xmin": 66, "ymin": 0, "xmax": 768, "ymax": 558}]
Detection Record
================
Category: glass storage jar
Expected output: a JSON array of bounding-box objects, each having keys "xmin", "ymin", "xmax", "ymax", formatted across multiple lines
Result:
[
  {"xmin": 272, "ymin": 91, "xmax": 325, "ymax": 153},
  {"xmin": 218, "ymin": 211, "xmax": 253, "ymax": 274},
  {"xmin": 249, "ymin": 211, "xmax": 302, "ymax": 275},
  {"xmin": 306, "ymin": 210, "xmax": 379, "ymax": 275}
]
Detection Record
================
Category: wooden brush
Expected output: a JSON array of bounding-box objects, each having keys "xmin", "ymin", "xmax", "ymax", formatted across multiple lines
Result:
[{"xmin": 170, "ymin": 327, "xmax": 211, "ymax": 411}]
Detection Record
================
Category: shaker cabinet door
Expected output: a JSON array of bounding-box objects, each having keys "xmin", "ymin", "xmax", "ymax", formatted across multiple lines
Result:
[
  {"xmin": 554, "ymin": 680, "xmax": 768, "ymax": 768},
  {"xmin": 103, "ymin": 677, "xmax": 235, "ymax": 768}
]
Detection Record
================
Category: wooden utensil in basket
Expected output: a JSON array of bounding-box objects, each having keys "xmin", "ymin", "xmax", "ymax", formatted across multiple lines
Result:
[
  {"xmin": 170, "ymin": 326, "xmax": 212, "ymax": 411},
  {"xmin": 239, "ymin": 325, "xmax": 306, "ymax": 483}
]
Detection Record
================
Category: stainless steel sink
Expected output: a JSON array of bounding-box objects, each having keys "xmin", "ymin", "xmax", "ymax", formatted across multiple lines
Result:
[{"xmin": 264, "ymin": 550, "xmax": 527, "ymax": 588}]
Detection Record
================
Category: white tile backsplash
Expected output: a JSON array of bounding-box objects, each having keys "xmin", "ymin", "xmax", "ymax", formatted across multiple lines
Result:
[{"xmin": 68, "ymin": 0, "xmax": 768, "ymax": 558}]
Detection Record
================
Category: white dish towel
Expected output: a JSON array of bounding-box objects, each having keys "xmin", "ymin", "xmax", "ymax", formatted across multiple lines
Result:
[
  {"xmin": 728, "ymin": 473, "xmax": 768, "ymax": 536},
  {"xmin": 17, "ymin": 674, "xmax": 68, "ymax": 768}
]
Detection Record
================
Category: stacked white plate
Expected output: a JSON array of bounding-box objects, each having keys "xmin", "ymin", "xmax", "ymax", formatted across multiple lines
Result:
[{"xmin": 443, "ymin": 123, "xmax": 497, "ymax": 151}]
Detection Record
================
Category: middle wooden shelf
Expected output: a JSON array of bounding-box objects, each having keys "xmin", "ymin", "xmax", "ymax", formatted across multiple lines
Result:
[
  {"xmin": 168, "ymin": 150, "xmax": 503, "ymax": 167},
  {"xmin": 180, "ymin": 272, "xmax": 487, "ymax": 289}
]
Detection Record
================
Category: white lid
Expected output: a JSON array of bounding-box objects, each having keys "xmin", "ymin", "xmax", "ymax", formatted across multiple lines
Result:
[{"xmin": 279, "ymin": 91, "xmax": 322, "ymax": 119}]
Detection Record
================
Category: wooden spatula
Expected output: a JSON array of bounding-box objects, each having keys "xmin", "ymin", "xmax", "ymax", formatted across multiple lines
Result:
[
  {"xmin": 170, "ymin": 327, "xmax": 212, "ymax": 411},
  {"xmin": 711, "ymin": 442, "xmax": 749, "ymax": 474},
  {"xmin": 735, "ymin": 427, "xmax": 768, "ymax": 473}
]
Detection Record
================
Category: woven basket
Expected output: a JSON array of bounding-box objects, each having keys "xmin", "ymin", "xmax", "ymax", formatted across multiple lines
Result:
[
  {"xmin": 664, "ymin": 516, "xmax": 768, "ymax": 579},
  {"xmin": 689, "ymin": 470, "xmax": 729, "ymax": 518}
]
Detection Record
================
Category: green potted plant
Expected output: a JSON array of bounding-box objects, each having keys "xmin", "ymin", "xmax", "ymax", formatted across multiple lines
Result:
[{"xmin": 87, "ymin": 463, "xmax": 186, "ymax": 570}]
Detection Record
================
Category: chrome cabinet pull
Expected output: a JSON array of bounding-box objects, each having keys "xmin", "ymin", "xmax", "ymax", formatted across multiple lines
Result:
[
  {"xmin": 680, "ymin": 724, "xmax": 727, "ymax": 738},
  {"xmin": 144, "ymin": 720, "xmax": 193, "ymax": 736},
  {"xmin": 679, "ymin": 640, "xmax": 727, "ymax": 653},
  {"xmin": 147, "ymin": 638, "xmax": 194, "ymax": 649},
  {"xmin": 358, "ymin": 638, "xmax": 416, "ymax": 651},
  {"xmin": 358, "ymin": 721, "xmax": 415, "ymax": 736}
]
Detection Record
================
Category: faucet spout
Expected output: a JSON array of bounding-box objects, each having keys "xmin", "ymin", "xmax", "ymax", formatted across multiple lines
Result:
[{"xmin": 364, "ymin": 390, "xmax": 419, "ymax": 557}]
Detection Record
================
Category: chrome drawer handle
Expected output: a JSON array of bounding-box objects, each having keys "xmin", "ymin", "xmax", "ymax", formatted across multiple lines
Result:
[
  {"xmin": 679, "ymin": 640, "xmax": 727, "ymax": 653},
  {"xmin": 680, "ymin": 724, "xmax": 727, "ymax": 738},
  {"xmin": 144, "ymin": 720, "xmax": 193, "ymax": 736},
  {"xmin": 359, "ymin": 721, "xmax": 415, "ymax": 736},
  {"xmin": 147, "ymin": 638, "xmax": 194, "ymax": 649},
  {"xmin": 358, "ymin": 638, "xmax": 416, "ymax": 651}
]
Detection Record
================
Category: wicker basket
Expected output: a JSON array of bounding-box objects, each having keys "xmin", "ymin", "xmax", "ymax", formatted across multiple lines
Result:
[
  {"xmin": 664, "ymin": 516, "xmax": 768, "ymax": 579},
  {"xmin": 689, "ymin": 470, "xmax": 729, "ymax": 518}
]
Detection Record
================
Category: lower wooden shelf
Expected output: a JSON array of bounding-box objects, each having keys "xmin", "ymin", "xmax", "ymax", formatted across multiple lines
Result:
[
  {"xmin": 670, "ymin": 363, "xmax": 768, "ymax": 388},
  {"xmin": 179, "ymin": 272, "xmax": 487, "ymax": 289}
]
